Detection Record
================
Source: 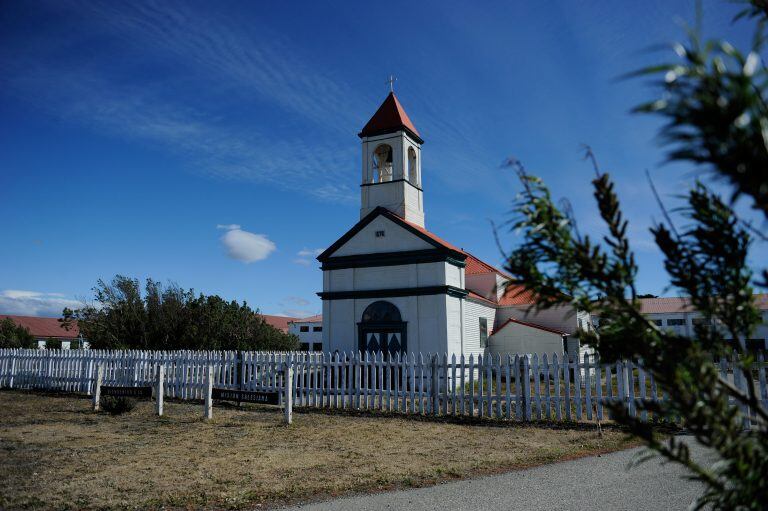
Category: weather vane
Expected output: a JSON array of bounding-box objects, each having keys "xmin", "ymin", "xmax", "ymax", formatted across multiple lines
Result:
[{"xmin": 386, "ymin": 74, "xmax": 397, "ymax": 92}]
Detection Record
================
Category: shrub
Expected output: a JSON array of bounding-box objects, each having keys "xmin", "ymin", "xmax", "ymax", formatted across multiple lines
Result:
[
  {"xmin": 101, "ymin": 396, "xmax": 136, "ymax": 415},
  {"xmin": 0, "ymin": 318, "xmax": 35, "ymax": 349}
]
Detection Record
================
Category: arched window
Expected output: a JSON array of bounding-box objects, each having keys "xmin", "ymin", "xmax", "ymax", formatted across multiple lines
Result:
[
  {"xmin": 358, "ymin": 301, "xmax": 406, "ymax": 354},
  {"xmin": 361, "ymin": 300, "xmax": 402, "ymax": 323},
  {"xmin": 407, "ymin": 147, "xmax": 418, "ymax": 185},
  {"xmin": 372, "ymin": 144, "xmax": 393, "ymax": 183}
]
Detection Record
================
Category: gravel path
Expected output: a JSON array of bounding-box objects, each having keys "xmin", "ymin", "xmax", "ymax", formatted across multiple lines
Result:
[{"xmin": 281, "ymin": 436, "xmax": 715, "ymax": 511}]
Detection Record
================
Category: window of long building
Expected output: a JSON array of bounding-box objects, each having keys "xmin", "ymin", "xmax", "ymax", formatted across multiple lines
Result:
[{"xmin": 479, "ymin": 318, "xmax": 488, "ymax": 348}]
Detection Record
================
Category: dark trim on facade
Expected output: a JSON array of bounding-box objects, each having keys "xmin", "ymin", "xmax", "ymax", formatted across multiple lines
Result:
[
  {"xmin": 317, "ymin": 207, "xmax": 466, "ymax": 262},
  {"xmin": 321, "ymin": 249, "xmax": 465, "ymax": 270},
  {"xmin": 360, "ymin": 178, "xmax": 423, "ymax": 192},
  {"xmin": 317, "ymin": 285, "xmax": 469, "ymax": 301}
]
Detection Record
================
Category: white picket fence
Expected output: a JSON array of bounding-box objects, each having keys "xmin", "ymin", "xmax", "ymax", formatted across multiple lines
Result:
[{"xmin": 1, "ymin": 348, "xmax": 766, "ymax": 423}]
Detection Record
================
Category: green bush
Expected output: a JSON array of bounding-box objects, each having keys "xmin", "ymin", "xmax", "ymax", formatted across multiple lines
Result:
[
  {"xmin": 101, "ymin": 396, "xmax": 136, "ymax": 415},
  {"xmin": 0, "ymin": 318, "xmax": 35, "ymax": 349},
  {"xmin": 61, "ymin": 275, "xmax": 300, "ymax": 351}
]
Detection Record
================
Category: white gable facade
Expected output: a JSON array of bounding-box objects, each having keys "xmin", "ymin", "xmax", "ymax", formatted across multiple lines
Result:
[
  {"xmin": 318, "ymin": 208, "xmax": 467, "ymax": 355},
  {"xmin": 318, "ymin": 92, "xmax": 589, "ymax": 358}
]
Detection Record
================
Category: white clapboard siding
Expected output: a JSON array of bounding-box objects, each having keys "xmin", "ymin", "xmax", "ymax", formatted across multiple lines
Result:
[{"xmin": 0, "ymin": 348, "xmax": 766, "ymax": 425}]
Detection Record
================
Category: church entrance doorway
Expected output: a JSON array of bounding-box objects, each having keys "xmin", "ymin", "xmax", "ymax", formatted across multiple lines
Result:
[{"xmin": 357, "ymin": 300, "xmax": 407, "ymax": 355}]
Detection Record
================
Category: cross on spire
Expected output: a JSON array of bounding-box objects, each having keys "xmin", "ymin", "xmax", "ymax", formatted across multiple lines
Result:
[{"xmin": 386, "ymin": 74, "xmax": 397, "ymax": 93}]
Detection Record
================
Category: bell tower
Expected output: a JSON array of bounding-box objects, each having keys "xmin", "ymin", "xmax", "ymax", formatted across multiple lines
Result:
[{"xmin": 358, "ymin": 92, "xmax": 425, "ymax": 227}]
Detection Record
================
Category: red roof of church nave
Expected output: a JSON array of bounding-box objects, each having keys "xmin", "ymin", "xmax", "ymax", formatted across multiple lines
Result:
[
  {"xmin": 399, "ymin": 214, "xmax": 466, "ymax": 255},
  {"xmin": 398, "ymin": 215, "xmax": 537, "ymax": 307},
  {"xmin": 464, "ymin": 253, "xmax": 511, "ymax": 278},
  {"xmin": 498, "ymin": 284, "xmax": 538, "ymax": 306},
  {"xmin": 494, "ymin": 317, "xmax": 568, "ymax": 336}
]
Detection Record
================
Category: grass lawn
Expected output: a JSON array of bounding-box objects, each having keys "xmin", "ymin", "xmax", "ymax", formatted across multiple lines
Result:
[{"xmin": 0, "ymin": 391, "xmax": 637, "ymax": 510}]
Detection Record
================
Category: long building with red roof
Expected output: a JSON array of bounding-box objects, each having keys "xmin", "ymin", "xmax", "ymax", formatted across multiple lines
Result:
[
  {"xmin": 0, "ymin": 315, "xmax": 81, "ymax": 340},
  {"xmin": 316, "ymin": 91, "xmax": 590, "ymax": 359},
  {"xmin": 627, "ymin": 296, "xmax": 768, "ymax": 351},
  {"xmin": 258, "ymin": 314, "xmax": 296, "ymax": 334},
  {"xmin": 0, "ymin": 315, "xmax": 83, "ymax": 348}
]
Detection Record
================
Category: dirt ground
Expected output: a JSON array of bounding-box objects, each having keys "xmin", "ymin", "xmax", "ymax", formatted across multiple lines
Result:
[{"xmin": 0, "ymin": 391, "xmax": 637, "ymax": 510}]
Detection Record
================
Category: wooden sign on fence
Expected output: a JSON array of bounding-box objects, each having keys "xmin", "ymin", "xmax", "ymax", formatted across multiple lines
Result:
[
  {"xmin": 204, "ymin": 365, "xmax": 292, "ymax": 424},
  {"xmin": 101, "ymin": 385, "xmax": 152, "ymax": 398},
  {"xmin": 212, "ymin": 388, "xmax": 279, "ymax": 405}
]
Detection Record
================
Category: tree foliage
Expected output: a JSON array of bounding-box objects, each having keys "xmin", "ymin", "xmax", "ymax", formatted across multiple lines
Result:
[
  {"xmin": 61, "ymin": 275, "xmax": 299, "ymax": 351},
  {"xmin": 502, "ymin": 3, "xmax": 768, "ymax": 509},
  {"xmin": 0, "ymin": 318, "xmax": 35, "ymax": 349}
]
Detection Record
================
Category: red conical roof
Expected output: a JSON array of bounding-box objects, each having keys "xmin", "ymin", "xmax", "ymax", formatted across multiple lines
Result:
[{"xmin": 358, "ymin": 92, "xmax": 422, "ymax": 142}]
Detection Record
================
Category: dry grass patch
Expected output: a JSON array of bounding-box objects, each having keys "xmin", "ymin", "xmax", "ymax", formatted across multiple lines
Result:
[{"xmin": 0, "ymin": 391, "xmax": 636, "ymax": 510}]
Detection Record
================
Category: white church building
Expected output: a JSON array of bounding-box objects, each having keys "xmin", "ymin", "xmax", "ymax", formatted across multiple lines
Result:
[{"xmin": 317, "ymin": 91, "xmax": 590, "ymax": 358}]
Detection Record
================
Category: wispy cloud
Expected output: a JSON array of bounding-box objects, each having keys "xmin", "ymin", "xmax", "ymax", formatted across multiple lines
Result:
[
  {"xmin": 294, "ymin": 247, "xmax": 324, "ymax": 266},
  {"xmin": 283, "ymin": 296, "xmax": 310, "ymax": 307},
  {"xmin": 74, "ymin": 1, "xmax": 366, "ymax": 133},
  {"xmin": 0, "ymin": 0, "xmax": 362, "ymax": 203},
  {"xmin": 218, "ymin": 224, "xmax": 276, "ymax": 263},
  {"xmin": 277, "ymin": 296, "xmax": 318, "ymax": 318},
  {"xmin": 0, "ymin": 290, "xmax": 81, "ymax": 317},
  {"xmin": 297, "ymin": 248, "xmax": 324, "ymax": 257},
  {"xmin": 281, "ymin": 308, "xmax": 317, "ymax": 319}
]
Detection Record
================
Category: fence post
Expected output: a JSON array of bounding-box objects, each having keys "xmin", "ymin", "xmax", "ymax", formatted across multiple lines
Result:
[
  {"xmin": 45, "ymin": 350, "xmax": 53, "ymax": 390},
  {"xmin": 284, "ymin": 363, "xmax": 293, "ymax": 425},
  {"xmin": 355, "ymin": 352, "xmax": 362, "ymax": 410},
  {"xmin": 430, "ymin": 354, "xmax": 439, "ymax": 415},
  {"xmin": 85, "ymin": 356, "xmax": 94, "ymax": 395},
  {"xmin": 237, "ymin": 350, "xmax": 243, "ymax": 407},
  {"xmin": 8, "ymin": 356, "xmax": 16, "ymax": 389},
  {"xmin": 522, "ymin": 356, "xmax": 531, "ymax": 421},
  {"xmin": 204, "ymin": 365, "xmax": 213, "ymax": 420},
  {"xmin": 92, "ymin": 364, "xmax": 104, "ymax": 411},
  {"xmin": 156, "ymin": 365, "xmax": 165, "ymax": 416}
]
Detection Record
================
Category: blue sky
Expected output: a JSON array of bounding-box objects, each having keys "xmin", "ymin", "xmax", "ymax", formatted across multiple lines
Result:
[{"xmin": 0, "ymin": 0, "xmax": 763, "ymax": 317}]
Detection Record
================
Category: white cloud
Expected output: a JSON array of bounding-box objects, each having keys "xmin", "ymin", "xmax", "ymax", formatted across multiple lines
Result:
[
  {"xmin": 219, "ymin": 226, "xmax": 276, "ymax": 263},
  {"xmin": 294, "ymin": 247, "xmax": 324, "ymax": 266},
  {"xmin": 297, "ymin": 248, "xmax": 324, "ymax": 257},
  {"xmin": 216, "ymin": 224, "xmax": 241, "ymax": 231},
  {"xmin": 0, "ymin": 290, "xmax": 81, "ymax": 317}
]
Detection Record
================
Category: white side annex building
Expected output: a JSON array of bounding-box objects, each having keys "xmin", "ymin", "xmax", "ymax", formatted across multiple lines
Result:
[{"xmin": 317, "ymin": 92, "xmax": 591, "ymax": 358}]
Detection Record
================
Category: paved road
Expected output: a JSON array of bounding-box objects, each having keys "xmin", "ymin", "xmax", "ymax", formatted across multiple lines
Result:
[{"xmin": 281, "ymin": 437, "xmax": 715, "ymax": 511}]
